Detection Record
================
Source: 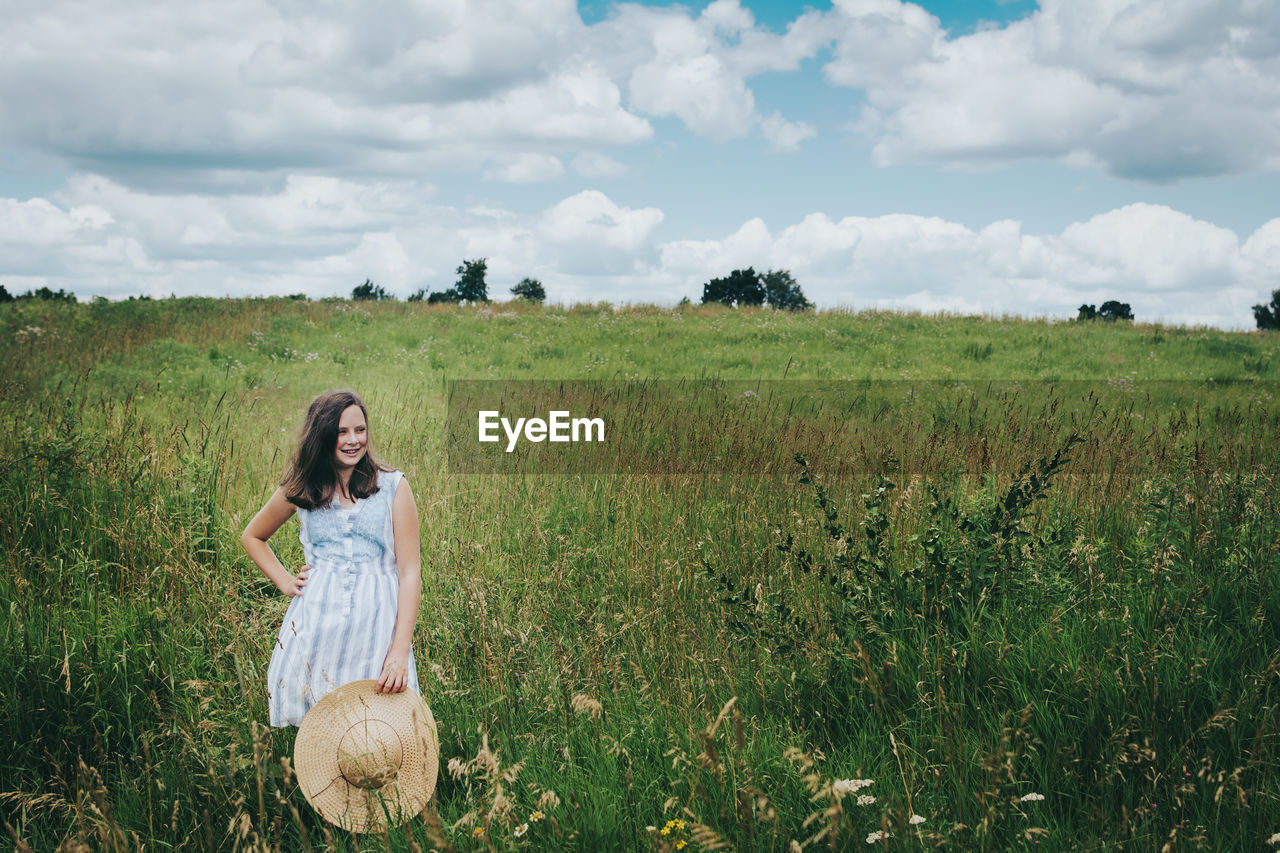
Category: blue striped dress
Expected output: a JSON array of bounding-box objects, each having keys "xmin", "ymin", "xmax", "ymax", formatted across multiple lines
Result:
[{"xmin": 267, "ymin": 469, "xmax": 420, "ymax": 727}]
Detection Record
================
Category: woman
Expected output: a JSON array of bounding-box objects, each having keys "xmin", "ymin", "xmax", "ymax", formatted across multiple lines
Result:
[{"xmin": 241, "ymin": 390, "xmax": 422, "ymax": 727}]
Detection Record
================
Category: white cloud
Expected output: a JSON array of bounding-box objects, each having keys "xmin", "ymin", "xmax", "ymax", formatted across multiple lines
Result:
[
  {"xmin": 825, "ymin": 0, "xmax": 1280, "ymax": 180},
  {"xmin": 760, "ymin": 112, "xmax": 817, "ymax": 153},
  {"xmin": 626, "ymin": 14, "xmax": 759, "ymax": 141},
  {"xmin": 824, "ymin": 0, "xmax": 941, "ymax": 89},
  {"xmin": 482, "ymin": 153, "xmax": 566, "ymax": 183},
  {"xmin": 539, "ymin": 190, "xmax": 664, "ymax": 275},
  {"xmin": 0, "ymin": 0, "xmax": 830, "ymax": 191},
  {"xmin": 0, "ymin": 0, "xmax": 655, "ymax": 188},
  {"xmin": 3, "ymin": 0, "xmax": 1275, "ymax": 192},
  {"xmin": 613, "ymin": 0, "xmax": 824, "ymax": 147},
  {"xmin": 242, "ymin": 0, "xmax": 584, "ymax": 102},
  {"xmin": 2, "ymin": 177, "xmax": 1274, "ymax": 327},
  {"xmin": 1241, "ymin": 220, "xmax": 1280, "ymax": 285},
  {"xmin": 655, "ymin": 203, "xmax": 1273, "ymax": 327},
  {"xmin": 1057, "ymin": 204, "xmax": 1239, "ymax": 291},
  {"xmin": 572, "ymin": 152, "xmax": 628, "ymax": 178},
  {"xmin": 0, "ymin": 179, "xmax": 667, "ymax": 299},
  {"xmin": 0, "ymin": 197, "xmax": 83, "ymax": 247}
]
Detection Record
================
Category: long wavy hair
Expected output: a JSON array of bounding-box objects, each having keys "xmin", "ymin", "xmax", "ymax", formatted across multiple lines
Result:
[{"xmin": 280, "ymin": 390, "xmax": 392, "ymax": 509}]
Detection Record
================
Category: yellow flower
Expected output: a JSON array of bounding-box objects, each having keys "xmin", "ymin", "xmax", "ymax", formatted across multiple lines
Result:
[
  {"xmin": 472, "ymin": 826, "xmax": 485, "ymax": 837},
  {"xmin": 675, "ymin": 819, "xmax": 686, "ymax": 831},
  {"xmin": 661, "ymin": 826, "xmax": 670, "ymax": 836},
  {"xmin": 676, "ymin": 842, "xmax": 687, "ymax": 851}
]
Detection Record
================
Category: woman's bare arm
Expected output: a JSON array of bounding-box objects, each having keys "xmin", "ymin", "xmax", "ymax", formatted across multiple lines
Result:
[
  {"xmin": 240, "ymin": 487, "xmax": 308, "ymax": 596},
  {"xmin": 378, "ymin": 477, "xmax": 422, "ymax": 693}
]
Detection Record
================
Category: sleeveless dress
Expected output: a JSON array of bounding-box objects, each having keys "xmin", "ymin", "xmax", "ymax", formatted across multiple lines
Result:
[{"xmin": 267, "ymin": 469, "xmax": 421, "ymax": 727}]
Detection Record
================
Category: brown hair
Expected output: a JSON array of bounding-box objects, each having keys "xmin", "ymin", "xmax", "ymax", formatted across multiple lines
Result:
[{"xmin": 281, "ymin": 390, "xmax": 392, "ymax": 509}]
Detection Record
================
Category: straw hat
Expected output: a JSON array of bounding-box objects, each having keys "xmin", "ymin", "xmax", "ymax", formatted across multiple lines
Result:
[{"xmin": 294, "ymin": 680, "xmax": 439, "ymax": 833}]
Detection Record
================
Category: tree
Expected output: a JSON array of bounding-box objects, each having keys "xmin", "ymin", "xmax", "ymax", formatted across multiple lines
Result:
[
  {"xmin": 1099, "ymin": 300, "xmax": 1133, "ymax": 322},
  {"xmin": 425, "ymin": 258, "xmax": 490, "ymax": 305},
  {"xmin": 1253, "ymin": 289, "xmax": 1280, "ymax": 330},
  {"xmin": 0, "ymin": 284, "xmax": 12, "ymax": 304},
  {"xmin": 352, "ymin": 279, "xmax": 392, "ymax": 301},
  {"xmin": 511, "ymin": 277, "xmax": 545, "ymax": 303},
  {"xmin": 454, "ymin": 258, "xmax": 490, "ymax": 304},
  {"xmin": 1078, "ymin": 301, "xmax": 1133, "ymax": 322},
  {"xmin": 762, "ymin": 269, "xmax": 813, "ymax": 311},
  {"xmin": 407, "ymin": 288, "xmax": 426, "ymax": 303},
  {"xmin": 701, "ymin": 268, "xmax": 812, "ymax": 311},
  {"xmin": 19, "ymin": 286, "xmax": 76, "ymax": 303},
  {"xmin": 702, "ymin": 268, "xmax": 765, "ymax": 307}
]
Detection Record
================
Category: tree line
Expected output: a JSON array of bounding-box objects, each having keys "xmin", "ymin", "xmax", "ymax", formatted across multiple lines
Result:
[
  {"xmin": 351, "ymin": 261, "xmax": 818, "ymax": 311},
  {"xmin": 351, "ymin": 259, "xmax": 544, "ymax": 305},
  {"xmin": 6, "ymin": 277, "xmax": 1280, "ymax": 329},
  {"xmin": 353, "ymin": 263, "xmax": 818, "ymax": 311}
]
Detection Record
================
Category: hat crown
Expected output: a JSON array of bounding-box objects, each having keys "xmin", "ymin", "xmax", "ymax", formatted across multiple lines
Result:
[{"xmin": 338, "ymin": 720, "xmax": 402, "ymax": 789}]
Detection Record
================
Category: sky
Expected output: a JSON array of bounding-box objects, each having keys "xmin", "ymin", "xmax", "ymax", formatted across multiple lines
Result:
[{"xmin": 2, "ymin": 0, "xmax": 1278, "ymax": 328}]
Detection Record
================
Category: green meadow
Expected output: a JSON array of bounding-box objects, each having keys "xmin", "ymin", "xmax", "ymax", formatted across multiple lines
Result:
[{"xmin": 2, "ymin": 297, "xmax": 1278, "ymax": 851}]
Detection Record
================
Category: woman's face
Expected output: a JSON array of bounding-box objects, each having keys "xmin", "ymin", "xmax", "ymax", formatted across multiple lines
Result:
[{"xmin": 334, "ymin": 404, "xmax": 368, "ymax": 471}]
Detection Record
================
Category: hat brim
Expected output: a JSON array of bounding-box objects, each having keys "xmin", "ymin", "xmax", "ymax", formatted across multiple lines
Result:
[{"xmin": 295, "ymin": 680, "xmax": 439, "ymax": 833}]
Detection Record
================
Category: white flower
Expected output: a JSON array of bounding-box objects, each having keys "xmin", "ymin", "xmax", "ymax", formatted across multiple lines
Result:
[
  {"xmin": 857, "ymin": 794, "xmax": 876, "ymax": 807},
  {"xmin": 909, "ymin": 814, "xmax": 926, "ymax": 825},
  {"xmin": 514, "ymin": 823, "xmax": 528, "ymax": 838},
  {"xmin": 832, "ymin": 778, "xmax": 874, "ymax": 796},
  {"xmin": 1020, "ymin": 792, "xmax": 1046, "ymax": 802},
  {"xmin": 865, "ymin": 830, "xmax": 887, "ymax": 843},
  {"xmin": 1269, "ymin": 832, "xmax": 1280, "ymax": 845}
]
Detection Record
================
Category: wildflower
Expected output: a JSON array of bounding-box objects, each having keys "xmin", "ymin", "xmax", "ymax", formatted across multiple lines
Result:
[
  {"xmin": 675, "ymin": 819, "xmax": 686, "ymax": 831},
  {"xmin": 866, "ymin": 830, "xmax": 886, "ymax": 843},
  {"xmin": 676, "ymin": 843, "xmax": 687, "ymax": 851},
  {"xmin": 472, "ymin": 827, "xmax": 485, "ymax": 837},
  {"xmin": 1268, "ymin": 831, "xmax": 1280, "ymax": 844},
  {"xmin": 909, "ymin": 814, "xmax": 926, "ymax": 825},
  {"xmin": 857, "ymin": 794, "xmax": 876, "ymax": 806},
  {"xmin": 531, "ymin": 811, "xmax": 544, "ymax": 822},
  {"xmin": 1020, "ymin": 792, "xmax": 1045, "ymax": 802},
  {"xmin": 832, "ymin": 778, "xmax": 874, "ymax": 796},
  {"xmin": 661, "ymin": 826, "xmax": 670, "ymax": 836},
  {"xmin": 514, "ymin": 823, "xmax": 528, "ymax": 838}
]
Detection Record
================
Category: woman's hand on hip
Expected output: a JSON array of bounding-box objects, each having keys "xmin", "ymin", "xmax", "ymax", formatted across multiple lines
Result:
[
  {"xmin": 280, "ymin": 565, "xmax": 311, "ymax": 597},
  {"xmin": 377, "ymin": 649, "xmax": 410, "ymax": 694}
]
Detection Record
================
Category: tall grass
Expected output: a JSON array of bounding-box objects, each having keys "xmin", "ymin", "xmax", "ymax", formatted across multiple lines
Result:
[{"xmin": 1, "ymin": 298, "xmax": 1277, "ymax": 851}]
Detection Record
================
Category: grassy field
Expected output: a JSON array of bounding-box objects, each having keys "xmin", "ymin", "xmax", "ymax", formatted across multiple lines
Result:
[{"xmin": 1, "ymin": 297, "xmax": 1278, "ymax": 851}]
